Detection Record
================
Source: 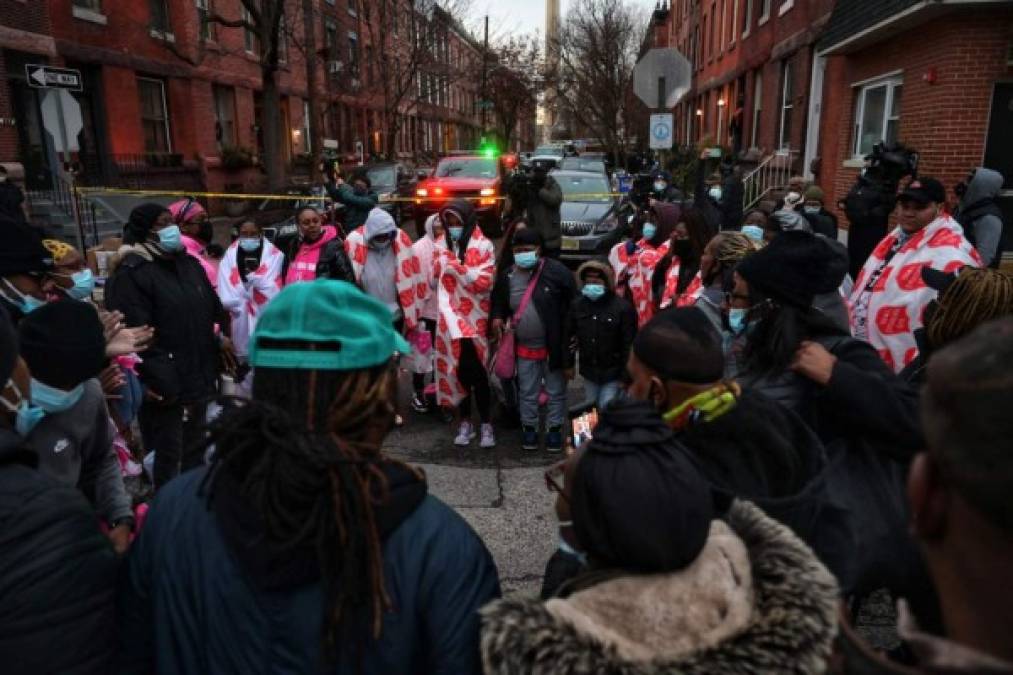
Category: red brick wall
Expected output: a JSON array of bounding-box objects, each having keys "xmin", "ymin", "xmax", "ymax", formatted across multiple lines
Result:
[{"xmin": 818, "ymin": 9, "xmax": 1013, "ymax": 227}]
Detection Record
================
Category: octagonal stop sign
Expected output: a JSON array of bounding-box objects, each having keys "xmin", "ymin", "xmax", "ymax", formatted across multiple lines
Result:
[{"xmin": 633, "ymin": 48, "xmax": 692, "ymax": 109}]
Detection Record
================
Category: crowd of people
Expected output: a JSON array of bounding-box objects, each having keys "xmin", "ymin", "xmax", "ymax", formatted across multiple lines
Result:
[{"xmin": 0, "ymin": 156, "xmax": 1011, "ymax": 674}]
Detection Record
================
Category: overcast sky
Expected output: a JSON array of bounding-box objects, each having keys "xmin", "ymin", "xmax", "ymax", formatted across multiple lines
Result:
[{"xmin": 473, "ymin": 0, "xmax": 657, "ymax": 43}]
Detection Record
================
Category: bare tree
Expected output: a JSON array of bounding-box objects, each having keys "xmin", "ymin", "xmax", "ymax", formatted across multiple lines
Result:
[
  {"xmin": 359, "ymin": 0, "xmax": 474, "ymax": 160},
  {"xmin": 550, "ymin": 0, "xmax": 648, "ymax": 167},
  {"xmin": 481, "ymin": 34, "xmax": 541, "ymax": 151}
]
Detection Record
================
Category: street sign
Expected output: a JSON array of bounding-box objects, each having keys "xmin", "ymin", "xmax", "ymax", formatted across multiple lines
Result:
[
  {"xmin": 633, "ymin": 49, "xmax": 692, "ymax": 109},
  {"xmin": 25, "ymin": 64, "xmax": 83, "ymax": 92},
  {"xmin": 649, "ymin": 113, "xmax": 674, "ymax": 150},
  {"xmin": 40, "ymin": 89, "xmax": 83, "ymax": 153}
]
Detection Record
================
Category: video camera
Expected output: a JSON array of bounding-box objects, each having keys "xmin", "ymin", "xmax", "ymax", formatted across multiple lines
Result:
[
  {"xmin": 628, "ymin": 172, "xmax": 656, "ymax": 210},
  {"xmin": 506, "ymin": 159, "xmax": 554, "ymax": 215},
  {"xmin": 864, "ymin": 141, "xmax": 919, "ymax": 185}
]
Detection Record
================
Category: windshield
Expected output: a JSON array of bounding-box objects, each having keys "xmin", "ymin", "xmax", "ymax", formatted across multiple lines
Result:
[
  {"xmin": 366, "ymin": 166, "xmax": 397, "ymax": 189},
  {"xmin": 561, "ymin": 158, "xmax": 606, "ymax": 173},
  {"xmin": 556, "ymin": 175, "xmax": 611, "ymax": 203},
  {"xmin": 533, "ymin": 146, "xmax": 561, "ymax": 156},
  {"xmin": 434, "ymin": 157, "xmax": 497, "ymax": 179}
]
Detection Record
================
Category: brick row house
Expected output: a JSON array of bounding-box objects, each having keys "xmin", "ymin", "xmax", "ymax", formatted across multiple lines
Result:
[
  {"xmin": 649, "ymin": 0, "xmax": 1012, "ymax": 246},
  {"xmin": 1, "ymin": 0, "xmax": 486, "ymax": 201}
]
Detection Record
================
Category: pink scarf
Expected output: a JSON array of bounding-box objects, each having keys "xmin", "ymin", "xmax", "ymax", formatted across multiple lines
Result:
[{"xmin": 181, "ymin": 235, "xmax": 219, "ymax": 289}]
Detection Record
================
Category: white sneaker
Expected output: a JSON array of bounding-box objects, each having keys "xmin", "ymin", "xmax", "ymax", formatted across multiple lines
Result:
[
  {"xmin": 479, "ymin": 423, "xmax": 496, "ymax": 448},
  {"xmin": 454, "ymin": 421, "xmax": 476, "ymax": 447}
]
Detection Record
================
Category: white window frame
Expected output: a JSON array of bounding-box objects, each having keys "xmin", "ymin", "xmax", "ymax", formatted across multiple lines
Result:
[
  {"xmin": 758, "ymin": 0, "xmax": 771, "ymax": 25},
  {"xmin": 212, "ymin": 84, "xmax": 236, "ymax": 148},
  {"xmin": 137, "ymin": 77, "xmax": 172, "ymax": 153},
  {"xmin": 751, "ymin": 71, "xmax": 762, "ymax": 149},
  {"xmin": 851, "ymin": 74, "xmax": 904, "ymax": 158},
  {"xmin": 241, "ymin": 6, "xmax": 257, "ymax": 54},
  {"xmin": 730, "ymin": 0, "xmax": 739, "ymax": 46},
  {"xmin": 742, "ymin": 0, "xmax": 753, "ymax": 37},
  {"xmin": 778, "ymin": 0, "xmax": 794, "ymax": 17},
  {"xmin": 347, "ymin": 31, "xmax": 359, "ymax": 77},
  {"xmin": 778, "ymin": 59, "xmax": 793, "ymax": 150}
]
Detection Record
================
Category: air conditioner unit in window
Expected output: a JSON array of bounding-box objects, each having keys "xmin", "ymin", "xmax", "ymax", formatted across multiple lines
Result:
[{"xmin": 328, "ymin": 60, "xmax": 344, "ymax": 74}]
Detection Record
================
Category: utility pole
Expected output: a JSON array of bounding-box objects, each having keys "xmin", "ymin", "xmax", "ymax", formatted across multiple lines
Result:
[{"xmin": 480, "ymin": 14, "xmax": 489, "ymax": 134}]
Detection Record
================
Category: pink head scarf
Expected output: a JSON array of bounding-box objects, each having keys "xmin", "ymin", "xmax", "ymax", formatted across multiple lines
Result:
[{"xmin": 168, "ymin": 198, "xmax": 207, "ymax": 225}]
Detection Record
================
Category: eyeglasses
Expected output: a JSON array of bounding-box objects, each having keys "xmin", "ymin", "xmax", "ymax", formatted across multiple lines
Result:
[{"xmin": 544, "ymin": 461, "xmax": 568, "ymax": 502}]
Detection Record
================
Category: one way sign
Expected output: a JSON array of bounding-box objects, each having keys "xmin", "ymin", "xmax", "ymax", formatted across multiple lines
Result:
[{"xmin": 25, "ymin": 65, "xmax": 83, "ymax": 92}]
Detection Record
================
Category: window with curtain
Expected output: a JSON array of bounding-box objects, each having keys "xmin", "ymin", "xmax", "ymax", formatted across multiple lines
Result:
[{"xmin": 137, "ymin": 77, "xmax": 171, "ymax": 153}]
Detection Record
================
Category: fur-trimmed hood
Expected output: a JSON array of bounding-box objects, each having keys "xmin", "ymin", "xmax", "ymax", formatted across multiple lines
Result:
[
  {"xmin": 480, "ymin": 500, "xmax": 839, "ymax": 674},
  {"xmin": 576, "ymin": 259, "xmax": 616, "ymax": 291}
]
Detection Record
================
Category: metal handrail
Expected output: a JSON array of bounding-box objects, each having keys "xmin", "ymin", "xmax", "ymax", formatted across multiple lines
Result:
[{"xmin": 742, "ymin": 149, "xmax": 797, "ymax": 211}]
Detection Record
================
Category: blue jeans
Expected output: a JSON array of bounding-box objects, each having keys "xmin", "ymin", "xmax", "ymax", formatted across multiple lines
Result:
[
  {"xmin": 583, "ymin": 379, "xmax": 622, "ymax": 410},
  {"xmin": 516, "ymin": 357, "xmax": 567, "ymax": 428}
]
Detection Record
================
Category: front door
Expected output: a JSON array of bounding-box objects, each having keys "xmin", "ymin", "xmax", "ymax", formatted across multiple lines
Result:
[{"xmin": 983, "ymin": 82, "xmax": 1013, "ymax": 255}]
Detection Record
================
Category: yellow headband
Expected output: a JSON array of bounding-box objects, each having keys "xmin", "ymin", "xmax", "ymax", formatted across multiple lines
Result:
[{"xmin": 42, "ymin": 239, "xmax": 75, "ymax": 263}]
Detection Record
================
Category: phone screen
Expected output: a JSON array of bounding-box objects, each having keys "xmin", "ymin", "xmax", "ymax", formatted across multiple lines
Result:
[{"xmin": 244, "ymin": 257, "xmax": 259, "ymax": 273}]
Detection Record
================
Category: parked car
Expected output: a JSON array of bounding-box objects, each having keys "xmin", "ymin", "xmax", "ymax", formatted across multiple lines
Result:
[
  {"xmin": 553, "ymin": 169, "xmax": 631, "ymax": 265},
  {"xmin": 413, "ymin": 155, "xmax": 505, "ymax": 237},
  {"xmin": 530, "ymin": 144, "xmax": 566, "ymax": 167},
  {"xmin": 558, "ymin": 156, "xmax": 609, "ymax": 177},
  {"xmin": 227, "ymin": 187, "xmax": 337, "ymax": 243},
  {"xmin": 363, "ymin": 162, "xmax": 416, "ymax": 226}
]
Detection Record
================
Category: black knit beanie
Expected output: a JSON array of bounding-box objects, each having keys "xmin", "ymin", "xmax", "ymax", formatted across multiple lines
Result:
[
  {"xmin": 18, "ymin": 300, "xmax": 106, "ymax": 389},
  {"xmin": 0, "ymin": 217, "xmax": 53, "ymax": 276},
  {"xmin": 736, "ymin": 230, "xmax": 832, "ymax": 309},
  {"xmin": 124, "ymin": 202, "xmax": 170, "ymax": 245},
  {"xmin": 512, "ymin": 227, "xmax": 543, "ymax": 248},
  {"xmin": 571, "ymin": 399, "xmax": 714, "ymax": 573}
]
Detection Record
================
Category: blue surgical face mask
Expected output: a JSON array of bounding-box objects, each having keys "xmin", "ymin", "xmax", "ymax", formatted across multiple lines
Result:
[
  {"xmin": 741, "ymin": 225, "xmax": 764, "ymax": 242},
  {"xmin": 30, "ymin": 378, "xmax": 84, "ymax": 414},
  {"xmin": 1, "ymin": 279, "xmax": 45, "ymax": 315},
  {"xmin": 515, "ymin": 250, "xmax": 539, "ymax": 269},
  {"xmin": 708, "ymin": 186, "xmax": 723, "ymax": 201},
  {"xmin": 239, "ymin": 237, "xmax": 261, "ymax": 252},
  {"xmin": 653, "ymin": 181, "xmax": 667, "ymax": 193},
  {"xmin": 448, "ymin": 226, "xmax": 464, "ymax": 241},
  {"xmin": 727, "ymin": 307, "xmax": 749, "ymax": 335},
  {"xmin": 582, "ymin": 283, "xmax": 606, "ymax": 301},
  {"xmin": 1, "ymin": 379, "xmax": 46, "ymax": 436},
  {"xmin": 804, "ymin": 206, "xmax": 821, "ymax": 215},
  {"xmin": 61, "ymin": 269, "xmax": 95, "ymax": 301},
  {"xmin": 641, "ymin": 222, "xmax": 657, "ymax": 240},
  {"xmin": 157, "ymin": 225, "xmax": 183, "ymax": 252}
]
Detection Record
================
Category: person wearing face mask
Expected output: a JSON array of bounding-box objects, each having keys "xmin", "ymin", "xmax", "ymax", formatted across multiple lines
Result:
[
  {"xmin": 491, "ymin": 228, "xmax": 576, "ymax": 453},
  {"xmin": 651, "ymin": 206, "xmax": 713, "ymax": 312},
  {"xmin": 648, "ymin": 169, "xmax": 683, "ymax": 204},
  {"xmin": 953, "ymin": 167, "xmax": 1005, "ymax": 268},
  {"xmin": 105, "ymin": 203, "xmax": 227, "ymax": 489},
  {"xmin": 41, "ymin": 239, "xmax": 96, "ymax": 301},
  {"xmin": 487, "ymin": 392, "xmax": 841, "ymax": 674},
  {"xmin": 0, "ymin": 216, "xmax": 55, "ymax": 323},
  {"xmin": 217, "ymin": 219, "xmax": 284, "ymax": 385},
  {"xmin": 18, "ymin": 300, "xmax": 134, "ymax": 553},
  {"xmin": 565, "ymin": 260, "xmax": 636, "ymax": 412},
  {"xmin": 168, "ymin": 198, "xmax": 219, "ymax": 289},
  {"xmin": 345, "ymin": 207, "xmax": 423, "ymax": 334},
  {"xmin": 849, "ymin": 177, "xmax": 982, "ymax": 374},
  {"xmin": 694, "ymin": 232, "xmax": 757, "ymax": 343},
  {"xmin": 733, "ymin": 231, "xmax": 942, "ymax": 622},
  {"xmin": 694, "ymin": 151, "xmax": 730, "ymax": 233},
  {"xmin": 625, "ymin": 201, "xmax": 680, "ymax": 326},
  {"xmin": 325, "ymin": 170, "xmax": 379, "ymax": 232},
  {"xmin": 282, "ymin": 205, "xmax": 354, "ymax": 285},
  {"xmin": 800, "ymin": 186, "xmax": 839, "ymax": 240},
  {"xmin": 0, "ymin": 305, "xmax": 120, "ymax": 675},
  {"xmin": 433, "ymin": 200, "xmax": 497, "ymax": 448}
]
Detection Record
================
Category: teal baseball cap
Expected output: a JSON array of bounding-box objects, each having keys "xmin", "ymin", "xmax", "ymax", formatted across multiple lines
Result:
[{"xmin": 249, "ymin": 279, "xmax": 411, "ymax": 371}]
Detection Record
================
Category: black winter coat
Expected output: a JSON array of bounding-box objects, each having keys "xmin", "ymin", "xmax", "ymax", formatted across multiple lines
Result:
[
  {"xmin": 105, "ymin": 248, "xmax": 223, "ymax": 403},
  {"xmin": 0, "ymin": 429, "xmax": 119, "ymax": 674},
  {"xmin": 491, "ymin": 258, "xmax": 577, "ymax": 371},
  {"xmin": 117, "ymin": 467, "xmax": 500, "ymax": 674},
  {"xmin": 803, "ymin": 208, "xmax": 839, "ymax": 240},
  {"xmin": 565, "ymin": 291, "xmax": 637, "ymax": 384}
]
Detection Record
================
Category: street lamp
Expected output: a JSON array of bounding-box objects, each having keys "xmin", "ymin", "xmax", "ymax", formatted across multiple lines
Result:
[{"xmin": 716, "ymin": 98, "xmax": 726, "ymax": 145}]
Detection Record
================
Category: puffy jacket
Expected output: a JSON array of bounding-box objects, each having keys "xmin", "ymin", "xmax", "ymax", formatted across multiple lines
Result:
[
  {"xmin": 524, "ymin": 176, "xmax": 564, "ymax": 251},
  {"xmin": 0, "ymin": 429, "xmax": 119, "ymax": 675},
  {"xmin": 326, "ymin": 182, "xmax": 379, "ymax": 232},
  {"xmin": 105, "ymin": 246, "xmax": 222, "ymax": 403},
  {"xmin": 491, "ymin": 256, "xmax": 577, "ymax": 371},
  {"xmin": 565, "ymin": 260, "xmax": 637, "ymax": 384},
  {"xmin": 117, "ymin": 467, "xmax": 501, "ymax": 674}
]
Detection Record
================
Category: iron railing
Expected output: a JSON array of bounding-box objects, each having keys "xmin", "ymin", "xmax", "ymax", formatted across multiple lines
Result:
[{"xmin": 742, "ymin": 149, "xmax": 798, "ymax": 211}]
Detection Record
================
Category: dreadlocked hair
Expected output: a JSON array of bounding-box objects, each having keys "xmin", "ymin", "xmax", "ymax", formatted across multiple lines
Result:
[
  {"xmin": 926, "ymin": 268, "xmax": 1013, "ymax": 350},
  {"xmin": 203, "ymin": 359, "xmax": 419, "ymax": 654},
  {"xmin": 706, "ymin": 232, "xmax": 757, "ymax": 289}
]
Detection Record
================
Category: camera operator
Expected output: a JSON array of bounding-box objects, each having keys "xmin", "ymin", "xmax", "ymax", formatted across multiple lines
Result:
[
  {"xmin": 842, "ymin": 141, "xmax": 919, "ymax": 279},
  {"xmin": 649, "ymin": 170, "xmax": 683, "ymax": 204},
  {"xmin": 523, "ymin": 159, "xmax": 563, "ymax": 259}
]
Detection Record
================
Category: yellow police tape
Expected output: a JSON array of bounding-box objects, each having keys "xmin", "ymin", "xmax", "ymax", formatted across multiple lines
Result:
[{"xmin": 75, "ymin": 186, "xmax": 628, "ymax": 204}]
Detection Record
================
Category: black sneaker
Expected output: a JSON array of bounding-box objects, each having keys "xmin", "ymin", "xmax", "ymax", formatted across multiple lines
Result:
[
  {"xmin": 410, "ymin": 393, "xmax": 430, "ymax": 414},
  {"xmin": 521, "ymin": 426, "xmax": 539, "ymax": 451},
  {"xmin": 546, "ymin": 427, "xmax": 564, "ymax": 454}
]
